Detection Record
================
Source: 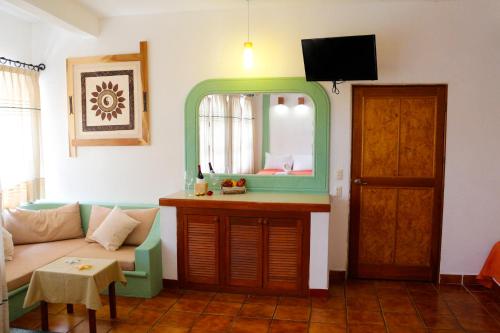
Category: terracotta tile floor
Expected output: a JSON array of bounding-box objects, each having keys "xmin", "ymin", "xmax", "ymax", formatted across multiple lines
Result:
[{"xmin": 10, "ymin": 281, "xmax": 500, "ymax": 332}]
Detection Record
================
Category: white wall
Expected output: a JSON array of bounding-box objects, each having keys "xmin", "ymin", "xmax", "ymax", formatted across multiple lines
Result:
[
  {"xmin": 29, "ymin": 0, "xmax": 500, "ymax": 275},
  {"xmin": 0, "ymin": 11, "xmax": 32, "ymax": 63},
  {"xmin": 269, "ymin": 93, "xmax": 314, "ymax": 158}
]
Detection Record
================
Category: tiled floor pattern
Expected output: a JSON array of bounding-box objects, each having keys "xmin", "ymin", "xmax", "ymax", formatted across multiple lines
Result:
[{"xmin": 10, "ymin": 281, "xmax": 500, "ymax": 332}]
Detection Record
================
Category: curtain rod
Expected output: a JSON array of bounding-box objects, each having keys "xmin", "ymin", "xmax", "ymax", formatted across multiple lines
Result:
[{"xmin": 0, "ymin": 56, "xmax": 46, "ymax": 72}]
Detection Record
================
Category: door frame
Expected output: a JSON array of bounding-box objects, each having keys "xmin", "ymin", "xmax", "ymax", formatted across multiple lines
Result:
[{"xmin": 348, "ymin": 84, "xmax": 447, "ymax": 283}]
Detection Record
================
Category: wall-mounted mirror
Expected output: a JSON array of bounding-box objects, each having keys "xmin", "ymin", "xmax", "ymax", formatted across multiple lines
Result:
[
  {"xmin": 199, "ymin": 93, "xmax": 315, "ymax": 176},
  {"xmin": 185, "ymin": 77, "xmax": 330, "ymax": 193}
]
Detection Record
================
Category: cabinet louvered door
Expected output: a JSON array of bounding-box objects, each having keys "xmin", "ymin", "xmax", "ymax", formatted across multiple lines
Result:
[
  {"xmin": 181, "ymin": 214, "xmax": 220, "ymax": 286},
  {"xmin": 225, "ymin": 217, "xmax": 263, "ymax": 288},
  {"xmin": 263, "ymin": 217, "xmax": 306, "ymax": 293}
]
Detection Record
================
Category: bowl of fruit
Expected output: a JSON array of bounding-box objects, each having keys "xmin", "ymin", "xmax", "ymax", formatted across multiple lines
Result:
[{"xmin": 221, "ymin": 178, "xmax": 247, "ymax": 194}]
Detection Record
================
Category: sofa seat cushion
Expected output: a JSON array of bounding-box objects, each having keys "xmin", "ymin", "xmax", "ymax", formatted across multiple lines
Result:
[
  {"xmin": 6, "ymin": 238, "xmax": 88, "ymax": 291},
  {"xmin": 67, "ymin": 243, "xmax": 135, "ymax": 271}
]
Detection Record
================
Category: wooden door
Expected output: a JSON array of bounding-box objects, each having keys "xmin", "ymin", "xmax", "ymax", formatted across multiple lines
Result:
[
  {"xmin": 263, "ymin": 216, "xmax": 309, "ymax": 293},
  {"xmin": 225, "ymin": 216, "xmax": 263, "ymax": 288},
  {"xmin": 179, "ymin": 212, "xmax": 220, "ymax": 286},
  {"xmin": 350, "ymin": 85, "xmax": 447, "ymax": 282}
]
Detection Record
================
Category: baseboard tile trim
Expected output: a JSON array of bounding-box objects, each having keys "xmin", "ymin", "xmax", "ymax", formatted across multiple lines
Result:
[
  {"xmin": 439, "ymin": 274, "xmax": 462, "ymax": 285},
  {"xmin": 309, "ymin": 289, "xmax": 329, "ymax": 297},
  {"xmin": 162, "ymin": 279, "xmax": 179, "ymax": 289},
  {"xmin": 439, "ymin": 274, "xmax": 483, "ymax": 285},
  {"xmin": 493, "ymin": 279, "xmax": 500, "ymax": 302},
  {"xmin": 462, "ymin": 274, "xmax": 481, "ymax": 286},
  {"xmin": 329, "ymin": 270, "xmax": 346, "ymax": 284}
]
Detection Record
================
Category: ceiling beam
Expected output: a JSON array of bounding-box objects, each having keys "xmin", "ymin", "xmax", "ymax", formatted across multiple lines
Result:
[{"xmin": 1, "ymin": 0, "xmax": 100, "ymax": 37}]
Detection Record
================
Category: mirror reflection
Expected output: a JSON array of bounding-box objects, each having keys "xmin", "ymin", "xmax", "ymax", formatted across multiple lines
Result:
[{"xmin": 199, "ymin": 93, "xmax": 315, "ymax": 176}]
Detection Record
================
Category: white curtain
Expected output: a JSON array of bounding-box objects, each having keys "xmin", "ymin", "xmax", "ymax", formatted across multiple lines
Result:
[
  {"xmin": 0, "ymin": 65, "xmax": 43, "ymax": 208},
  {"xmin": 230, "ymin": 95, "xmax": 254, "ymax": 174},
  {"xmin": 0, "ymin": 183, "xmax": 9, "ymax": 331},
  {"xmin": 199, "ymin": 95, "xmax": 229, "ymax": 173},
  {"xmin": 199, "ymin": 94, "xmax": 255, "ymax": 174}
]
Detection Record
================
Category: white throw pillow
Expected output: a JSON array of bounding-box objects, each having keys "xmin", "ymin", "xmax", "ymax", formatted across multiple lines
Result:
[
  {"xmin": 2, "ymin": 227, "xmax": 14, "ymax": 261},
  {"xmin": 91, "ymin": 207, "xmax": 140, "ymax": 251},
  {"xmin": 292, "ymin": 154, "xmax": 313, "ymax": 170},
  {"xmin": 86, "ymin": 205, "xmax": 159, "ymax": 245},
  {"xmin": 264, "ymin": 153, "xmax": 293, "ymax": 170}
]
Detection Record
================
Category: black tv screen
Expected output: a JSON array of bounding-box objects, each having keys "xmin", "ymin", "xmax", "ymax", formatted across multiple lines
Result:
[{"xmin": 301, "ymin": 34, "xmax": 378, "ymax": 81}]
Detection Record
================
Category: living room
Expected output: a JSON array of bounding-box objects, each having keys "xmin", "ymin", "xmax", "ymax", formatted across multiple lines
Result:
[{"xmin": 0, "ymin": 0, "xmax": 499, "ymax": 332}]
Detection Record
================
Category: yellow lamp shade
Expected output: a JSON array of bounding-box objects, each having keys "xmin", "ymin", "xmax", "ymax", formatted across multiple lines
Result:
[{"xmin": 243, "ymin": 41, "xmax": 253, "ymax": 69}]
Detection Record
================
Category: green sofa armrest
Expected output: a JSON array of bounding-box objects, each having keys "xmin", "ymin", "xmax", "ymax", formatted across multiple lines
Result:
[{"xmin": 134, "ymin": 214, "xmax": 161, "ymax": 273}]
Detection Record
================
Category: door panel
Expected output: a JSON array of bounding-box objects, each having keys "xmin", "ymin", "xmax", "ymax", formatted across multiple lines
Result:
[
  {"xmin": 399, "ymin": 98, "xmax": 437, "ymax": 177},
  {"xmin": 395, "ymin": 188, "xmax": 434, "ymax": 266},
  {"xmin": 182, "ymin": 214, "xmax": 219, "ymax": 285},
  {"xmin": 226, "ymin": 216, "xmax": 262, "ymax": 288},
  {"xmin": 359, "ymin": 188, "xmax": 398, "ymax": 265},
  {"xmin": 350, "ymin": 85, "xmax": 446, "ymax": 281},
  {"xmin": 362, "ymin": 98, "xmax": 400, "ymax": 177}
]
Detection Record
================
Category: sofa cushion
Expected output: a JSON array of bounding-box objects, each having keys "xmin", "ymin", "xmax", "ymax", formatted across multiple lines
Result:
[
  {"xmin": 3, "ymin": 203, "xmax": 83, "ymax": 245},
  {"xmin": 90, "ymin": 207, "xmax": 140, "ymax": 251},
  {"xmin": 6, "ymin": 238, "xmax": 88, "ymax": 291},
  {"xmin": 67, "ymin": 243, "xmax": 135, "ymax": 271},
  {"xmin": 86, "ymin": 205, "xmax": 159, "ymax": 246},
  {"xmin": 2, "ymin": 226, "xmax": 14, "ymax": 261}
]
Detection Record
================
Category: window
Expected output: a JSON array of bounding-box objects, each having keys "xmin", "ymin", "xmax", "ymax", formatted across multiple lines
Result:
[{"xmin": 0, "ymin": 65, "xmax": 43, "ymax": 209}]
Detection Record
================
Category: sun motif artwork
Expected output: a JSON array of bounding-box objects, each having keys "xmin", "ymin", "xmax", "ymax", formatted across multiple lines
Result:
[
  {"xmin": 66, "ymin": 41, "xmax": 149, "ymax": 156},
  {"xmin": 89, "ymin": 81, "xmax": 126, "ymax": 121},
  {"xmin": 80, "ymin": 69, "xmax": 135, "ymax": 132}
]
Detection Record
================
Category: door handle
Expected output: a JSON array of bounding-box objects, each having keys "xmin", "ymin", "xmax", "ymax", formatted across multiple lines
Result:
[{"xmin": 353, "ymin": 178, "xmax": 368, "ymax": 185}]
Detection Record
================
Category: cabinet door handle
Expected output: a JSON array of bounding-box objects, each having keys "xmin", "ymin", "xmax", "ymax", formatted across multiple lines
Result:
[{"xmin": 262, "ymin": 219, "xmax": 268, "ymax": 225}]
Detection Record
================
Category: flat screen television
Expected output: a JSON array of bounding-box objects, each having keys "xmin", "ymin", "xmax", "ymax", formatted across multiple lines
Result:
[{"xmin": 301, "ymin": 34, "xmax": 378, "ymax": 82}]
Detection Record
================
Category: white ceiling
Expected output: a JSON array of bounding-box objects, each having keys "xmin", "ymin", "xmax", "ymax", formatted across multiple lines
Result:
[
  {"xmin": 78, "ymin": 0, "xmax": 452, "ymax": 18},
  {"xmin": 0, "ymin": 0, "xmax": 39, "ymax": 21}
]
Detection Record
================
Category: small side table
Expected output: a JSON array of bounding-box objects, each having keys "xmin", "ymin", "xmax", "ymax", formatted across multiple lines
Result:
[{"xmin": 24, "ymin": 257, "xmax": 126, "ymax": 333}]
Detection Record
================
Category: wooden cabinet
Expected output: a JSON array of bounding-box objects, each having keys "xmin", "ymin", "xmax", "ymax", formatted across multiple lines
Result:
[
  {"xmin": 225, "ymin": 216, "xmax": 262, "ymax": 288},
  {"xmin": 177, "ymin": 208, "xmax": 310, "ymax": 295},
  {"xmin": 264, "ymin": 218, "xmax": 305, "ymax": 292},
  {"xmin": 180, "ymin": 213, "xmax": 220, "ymax": 286}
]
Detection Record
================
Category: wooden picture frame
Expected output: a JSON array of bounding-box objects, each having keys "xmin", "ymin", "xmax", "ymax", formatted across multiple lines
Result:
[{"xmin": 66, "ymin": 41, "xmax": 150, "ymax": 157}]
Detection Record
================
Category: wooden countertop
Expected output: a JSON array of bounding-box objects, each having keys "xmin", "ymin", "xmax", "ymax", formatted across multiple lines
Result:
[{"xmin": 159, "ymin": 191, "xmax": 331, "ymax": 212}]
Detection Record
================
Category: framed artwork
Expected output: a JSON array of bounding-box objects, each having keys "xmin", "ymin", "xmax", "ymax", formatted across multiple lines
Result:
[{"xmin": 66, "ymin": 41, "xmax": 149, "ymax": 157}]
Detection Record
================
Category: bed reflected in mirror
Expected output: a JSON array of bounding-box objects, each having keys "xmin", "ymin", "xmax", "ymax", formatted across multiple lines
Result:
[{"xmin": 198, "ymin": 93, "xmax": 314, "ymax": 176}]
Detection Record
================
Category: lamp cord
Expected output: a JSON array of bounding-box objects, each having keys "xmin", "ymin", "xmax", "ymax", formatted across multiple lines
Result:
[{"xmin": 247, "ymin": 0, "xmax": 250, "ymax": 42}]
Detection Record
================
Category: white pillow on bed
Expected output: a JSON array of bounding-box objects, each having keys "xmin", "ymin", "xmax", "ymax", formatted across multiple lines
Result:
[
  {"xmin": 264, "ymin": 153, "xmax": 293, "ymax": 170},
  {"xmin": 292, "ymin": 154, "xmax": 313, "ymax": 170}
]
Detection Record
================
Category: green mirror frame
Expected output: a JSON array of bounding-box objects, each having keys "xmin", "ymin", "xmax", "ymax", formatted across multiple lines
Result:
[{"xmin": 185, "ymin": 77, "xmax": 330, "ymax": 193}]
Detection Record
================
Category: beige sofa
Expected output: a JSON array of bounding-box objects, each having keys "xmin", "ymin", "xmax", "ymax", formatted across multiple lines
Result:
[
  {"xmin": 6, "ymin": 202, "xmax": 162, "ymax": 321},
  {"xmin": 6, "ymin": 238, "xmax": 136, "ymax": 292}
]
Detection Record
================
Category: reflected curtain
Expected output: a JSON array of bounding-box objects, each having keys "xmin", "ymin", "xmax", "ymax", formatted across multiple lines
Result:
[
  {"xmin": 199, "ymin": 95, "xmax": 229, "ymax": 173},
  {"xmin": 0, "ymin": 185, "xmax": 9, "ymax": 331},
  {"xmin": 199, "ymin": 94, "xmax": 254, "ymax": 174},
  {"xmin": 229, "ymin": 95, "xmax": 254, "ymax": 174},
  {"xmin": 0, "ymin": 65, "xmax": 44, "ymax": 208}
]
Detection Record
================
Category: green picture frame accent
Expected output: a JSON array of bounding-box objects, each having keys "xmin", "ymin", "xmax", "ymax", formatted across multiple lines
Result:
[{"xmin": 185, "ymin": 77, "xmax": 330, "ymax": 193}]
